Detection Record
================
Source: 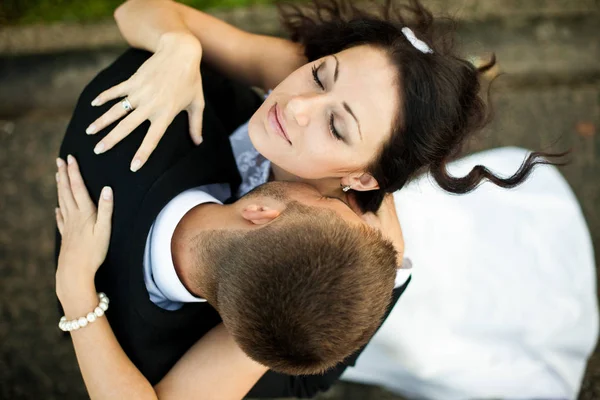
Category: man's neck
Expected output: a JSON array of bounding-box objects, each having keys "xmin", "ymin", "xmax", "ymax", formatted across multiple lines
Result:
[
  {"xmin": 171, "ymin": 202, "xmax": 224, "ymax": 304},
  {"xmin": 270, "ymin": 164, "xmax": 343, "ymax": 199}
]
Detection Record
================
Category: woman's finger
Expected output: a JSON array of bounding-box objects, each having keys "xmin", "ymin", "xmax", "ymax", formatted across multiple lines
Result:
[
  {"xmin": 55, "ymin": 207, "xmax": 64, "ymax": 235},
  {"xmin": 377, "ymin": 194, "xmax": 395, "ymax": 217},
  {"xmin": 130, "ymin": 117, "xmax": 171, "ymax": 172},
  {"xmin": 90, "ymin": 80, "xmax": 130, "ymax": 108},
  {"xmin": 360, "ymin": 212, "xmax": 381, "ymax": 229},
  {"xmin": 86, "ymin": 99, "xmax": 132, "ymax": 135},
  {"xmin": 55, "ymin": 172, "xmax": 65, "ymax": 215},
  {"xmin": 93, "ymin": 109, "xmax": 148, "ymax": 155},
  {"xmin": 56, "ymin": 158, "xmax": 77, "ymax": 212},
  {"xmin": 187, "ymin": 101, "xmax": 205, "ymax": 145},
  {"xmin": 346, "ymin": 192, "xmax": 363, "ymax": 216},
  {"xmin": 66, "ymin": 155, "xmax": 94, "ymax": 211},
  {"xmin": 96, "ymin": 186, "xmax": 114, "ymax": 235}
]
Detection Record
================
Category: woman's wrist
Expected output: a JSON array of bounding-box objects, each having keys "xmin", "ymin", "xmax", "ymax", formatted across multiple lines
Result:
[
  {"xmin": 59, "ymin": 289, "xmax": 99, "ymax": 320},
  {"xmin": 158, "ymin": 31, "xmax": 202, "ymax": 57},
  {"xmin": 56, "ymin": 269, "xmax": 98, "ymax": 317}
]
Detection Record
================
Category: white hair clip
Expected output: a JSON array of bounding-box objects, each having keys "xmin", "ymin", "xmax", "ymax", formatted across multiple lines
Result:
[{"xmin": 401, "ymin": 27, "xmax": 433, "ymax": 54}]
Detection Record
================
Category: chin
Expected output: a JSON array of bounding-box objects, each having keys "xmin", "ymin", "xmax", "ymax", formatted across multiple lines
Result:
[{"xmin": 246, "ymin": 118, "xmax": 262, "ymax": 149}]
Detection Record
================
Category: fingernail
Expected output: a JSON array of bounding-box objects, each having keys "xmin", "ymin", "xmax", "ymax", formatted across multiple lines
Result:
[
  {"xmin": 130, "ymin": 159, "xmax": 141, "ymax": 172},
  {"xmin": 94, "ymin": 142, "xmax": 105, "ymax": 155},
  {"xmin": 56, "ymin": 158, "xmax": 65, "ymax": 168},
  {"xmin": 195, "ymin": 136, "xmax": 203, "ymax": 145},
  {"xmin": 67, "ymin": 155, "xmax": 74, "ymax": 165},
  {"xmin": 86, "ymin": 124, "xmax": 96, "ymax": 135},
  {"xmin": 91, "ymin": 98, "xmax": 100, "ymax": 106},
  {"xmin": 55, "ymin": 207, "xmax": 59, "ymax": 214},
  {"xmin": 102, "ymin": 186, "xmax": 113, "ymax": 200},
  {"xmin": 55, "ymin": 172, "xmax": 59, "ymax": 182}
]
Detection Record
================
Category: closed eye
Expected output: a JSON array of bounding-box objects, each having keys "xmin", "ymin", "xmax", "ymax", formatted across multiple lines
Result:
[
  {"xmin": 329, "ymin": 114, "xmax": 343, "ymax": 141},
  {"xmin": 312, "ymin": 61, "xmax": 345, "ymax": 142},
  {"xmin": 311, "ymin": 62, "xmax": 325, "ymax": 90}
]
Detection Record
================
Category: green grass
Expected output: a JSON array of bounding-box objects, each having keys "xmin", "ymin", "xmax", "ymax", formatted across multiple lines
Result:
[{"xmin": 1, "ymin": 0, "xmax": 280, "ymax": 26}]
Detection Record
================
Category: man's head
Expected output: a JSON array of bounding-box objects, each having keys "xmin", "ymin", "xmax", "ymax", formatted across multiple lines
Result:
[{"xmin": 187, "ymin": 182, "xmax": 398, "ymax": 375}]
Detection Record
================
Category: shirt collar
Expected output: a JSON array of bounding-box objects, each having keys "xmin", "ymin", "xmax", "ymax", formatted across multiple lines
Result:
[{"xmin": 149, "ymin": 188, "xmax": 223, "ymax": 305}]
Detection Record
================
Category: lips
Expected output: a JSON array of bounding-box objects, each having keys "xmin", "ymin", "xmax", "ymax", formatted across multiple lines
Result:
[{"xmin": 268, "ymin": 103, "xmax": 291, "ymax": 145}]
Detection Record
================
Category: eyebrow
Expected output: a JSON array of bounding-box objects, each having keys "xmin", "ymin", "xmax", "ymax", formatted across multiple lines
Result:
[{"xmin": 331, "ymin": 55, "xmax": 363, "ymax": 140}]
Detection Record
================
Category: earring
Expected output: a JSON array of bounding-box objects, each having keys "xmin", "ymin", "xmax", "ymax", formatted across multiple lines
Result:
[{"xmin": 341, "ymin": 184, "xmax": 351, "ymax": 192}]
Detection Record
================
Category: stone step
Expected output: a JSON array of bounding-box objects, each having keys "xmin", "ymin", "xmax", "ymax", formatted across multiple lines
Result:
[
  {"xmin": 0, "ymin": 0, "xmax": 597, "ymax": 55},
  {"xmin": 459, "ymin": 14, "xmax": 600, "ymax": 88}
]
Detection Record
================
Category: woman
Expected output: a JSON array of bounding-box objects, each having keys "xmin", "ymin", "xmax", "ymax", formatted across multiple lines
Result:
[{"xmin": 87, "ymin": 0, "xmax": 564, "ymax": 214}]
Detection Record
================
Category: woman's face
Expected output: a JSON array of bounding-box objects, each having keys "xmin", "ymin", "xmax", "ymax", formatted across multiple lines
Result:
[{"xmin": 248, "ymin": 45, "xmax": 399, "ymax": 183}]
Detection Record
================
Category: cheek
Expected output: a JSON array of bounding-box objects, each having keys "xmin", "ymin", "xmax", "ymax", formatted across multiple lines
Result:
[
  {"xmin": 247, "ymin": 110, "xmax": 262, "ymax": 140},
  {"xmin": 248, "ymin": 104, "xmax": 277, "ymax": 153},
  {"xmin": 289, "ymin": 141, "xmax": 353, "ymax": 178}
]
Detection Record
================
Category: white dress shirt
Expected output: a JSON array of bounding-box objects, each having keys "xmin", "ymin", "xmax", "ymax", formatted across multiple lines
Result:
[{"xmin": 342, "ymin": 147, "xmax": 598, "ymax": 399}]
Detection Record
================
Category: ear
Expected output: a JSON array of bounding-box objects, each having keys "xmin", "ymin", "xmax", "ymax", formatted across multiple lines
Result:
[
  {"xmin": 241, "ymin": 204, "xmax": 281, "ymax": 225},
  {"xmin": 342, "ymin": 173, "xmax": 380, "ymax": 192}
]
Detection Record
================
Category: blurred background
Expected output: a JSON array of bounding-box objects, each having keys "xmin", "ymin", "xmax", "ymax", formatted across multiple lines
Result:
[{"xmin": 0, "ymin": 0, "xmax": 599, "ymax": 399}]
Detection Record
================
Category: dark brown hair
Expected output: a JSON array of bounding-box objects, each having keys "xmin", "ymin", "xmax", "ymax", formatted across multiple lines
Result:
[
  {"xmin": 277, "ymin": 0, "xmax": 567, "ymax": 212},
  {"xmin": 194, "ymin": 201, "xmax": 397, "ymax": 375}
]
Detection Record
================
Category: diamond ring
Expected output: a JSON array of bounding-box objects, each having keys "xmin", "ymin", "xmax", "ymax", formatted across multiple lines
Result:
[{"xmin": 121, "ymin": 97, "xmax": 134, "ymax": 112}]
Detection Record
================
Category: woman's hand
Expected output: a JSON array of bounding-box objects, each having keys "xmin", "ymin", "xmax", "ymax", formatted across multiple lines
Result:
[
  {"xmin": 55, "ymin": 155, "xmax": 114, "ymax": 301},
  {"xmin": 348, "ymin": 193, "xmax": 405, "ymax": 266},
  {"xmin": 87, "ymin": 32, "xmax": 205, "ymax": 172}
]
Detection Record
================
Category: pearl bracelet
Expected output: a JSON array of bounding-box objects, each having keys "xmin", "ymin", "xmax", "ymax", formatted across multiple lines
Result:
[{"xmin": 59, "ymin": 292, "xmax": 109, "ymax": 332}]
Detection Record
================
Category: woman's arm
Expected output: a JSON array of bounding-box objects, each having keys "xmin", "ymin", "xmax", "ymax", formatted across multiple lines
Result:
[
  {"xmin": 114, "ymin": 0, "xmax": 305, "ymax": 90},
  {"xmin": 65, "ymin": 301, "xmax": 265, "ymax": 400},
  {"xmin": 87, "ymin": 0, "xmax": 305, "ymax": 171},
  {"xmin": 155, "ymin": 324, "xmax": 266, "ymax": 398},
  {"xmin": 55, "ymin": 156, "xmax": 266, "ymax": 399}
]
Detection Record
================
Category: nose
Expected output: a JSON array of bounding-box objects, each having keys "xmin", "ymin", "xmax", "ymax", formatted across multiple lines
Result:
[{"xmin": 285, "ymin": 93, "xmax": 322, "ymax": 127}]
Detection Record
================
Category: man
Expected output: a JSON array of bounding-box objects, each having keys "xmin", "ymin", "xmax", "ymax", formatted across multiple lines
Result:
[{"xmin": 58, "ymin": 49, "xmax": 411, "ymax": 397}]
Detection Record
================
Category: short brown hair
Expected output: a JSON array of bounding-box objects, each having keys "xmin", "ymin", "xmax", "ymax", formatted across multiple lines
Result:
[{"xmin": 195, "ymin": 201, "xmax": 397, "ymax": 375}]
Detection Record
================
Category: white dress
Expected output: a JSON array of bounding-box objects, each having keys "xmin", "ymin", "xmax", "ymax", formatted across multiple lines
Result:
[{"xmin": 341, "ymin": 147, "xmax": 599, "ymax": 399}]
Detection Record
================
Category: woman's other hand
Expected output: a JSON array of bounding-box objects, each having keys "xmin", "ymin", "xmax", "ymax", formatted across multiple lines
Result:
[
  {"xmin": 348, "ymin": 193, "xmax": 405, "ymax": 266},
  {"xmin": 55, "ymin": 155, "xmax": 114, "ymax": 300},
  {"xmin": 87, "ymin": 32, "xmax": 204, "ymax": 172}
]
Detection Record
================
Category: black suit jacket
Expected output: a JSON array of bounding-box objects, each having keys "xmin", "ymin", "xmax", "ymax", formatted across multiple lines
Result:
[{"xmin": 58, "ymin": 49, "xmax": 410, "ymax": 398}]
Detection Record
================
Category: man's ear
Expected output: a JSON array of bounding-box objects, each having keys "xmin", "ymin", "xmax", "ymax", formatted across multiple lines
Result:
[
  {"xmin": 342, "ymin": 173, "xmax": 380, "ymax": 192},
  {"xmin": 241, "ymin": 204, "xmax": 281, "ymax": 225}
]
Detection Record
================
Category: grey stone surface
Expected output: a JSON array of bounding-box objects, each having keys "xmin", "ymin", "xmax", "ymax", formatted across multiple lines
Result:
[
  {"xmin": 0, "ymin": 112, "xmax": 87, "ymax": 400},
  {"xmin": 0, "ymin": 0, "xmax": 597, "ymax": 55}
]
